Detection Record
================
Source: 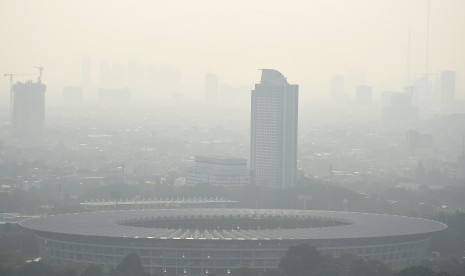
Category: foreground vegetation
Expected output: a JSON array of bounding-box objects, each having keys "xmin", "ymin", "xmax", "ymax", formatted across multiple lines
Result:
[{"xmin": 1, "ymin": 242, "xmax": 463, "ymax": 276}]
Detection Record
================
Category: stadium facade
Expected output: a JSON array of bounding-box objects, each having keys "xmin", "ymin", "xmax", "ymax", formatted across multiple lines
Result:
[{"xmin": 20, "ymin": 209, "xmax": 446, "ymax": 275}]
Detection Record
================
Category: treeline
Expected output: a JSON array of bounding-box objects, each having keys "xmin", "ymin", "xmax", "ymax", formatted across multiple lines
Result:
[
  {"xmin": 259, "ymin": 244, "xmax": 456, "ymax": 276},
  {"xmin": 0, "ymin": 253, "xmax": 148, "ymax": 276}
]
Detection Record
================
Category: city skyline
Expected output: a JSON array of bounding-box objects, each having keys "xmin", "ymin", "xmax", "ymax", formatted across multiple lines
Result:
[
  {"xmin": 1, "ymin": 0, "xmax": 465, "ymax": 100},
  {"xmin": 1, "ymin": 2, "xmax": 465, "ymax": 275}
]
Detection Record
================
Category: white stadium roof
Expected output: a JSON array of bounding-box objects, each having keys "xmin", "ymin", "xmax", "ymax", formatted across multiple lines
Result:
[{"xmin": 20, "ymin": 209, "xmax": 446, "ymax": 241}]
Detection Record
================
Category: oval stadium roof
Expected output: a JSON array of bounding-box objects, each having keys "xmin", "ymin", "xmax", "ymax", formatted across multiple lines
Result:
[{"xmin": 20, "ymin": 209, "xmax": 446, "ymax": 241}]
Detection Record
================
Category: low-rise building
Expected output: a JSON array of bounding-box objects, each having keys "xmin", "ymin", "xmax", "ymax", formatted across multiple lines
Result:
[{"xmin": 185, "ymin": 156, "xmax": 249, "ymax": 188}]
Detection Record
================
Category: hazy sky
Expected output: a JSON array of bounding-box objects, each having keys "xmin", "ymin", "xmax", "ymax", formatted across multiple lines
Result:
[{"xmin": 1, "ymin": 0, "xmax": 464, "ymax": 98}]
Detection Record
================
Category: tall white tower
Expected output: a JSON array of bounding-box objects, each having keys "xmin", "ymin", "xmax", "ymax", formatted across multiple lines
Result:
[{"xmin": 250, "ymin": 69, "xmax": 298, "ymax": 189}]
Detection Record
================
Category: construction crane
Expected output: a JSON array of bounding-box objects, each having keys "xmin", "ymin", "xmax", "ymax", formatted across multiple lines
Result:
[
  {"xmin": 34, "ymin": 66, "xmax": 44, "ymax": 84},
  {"xmin": 3, "ymin": 73, "xmax": 34, "ymax": 122}
]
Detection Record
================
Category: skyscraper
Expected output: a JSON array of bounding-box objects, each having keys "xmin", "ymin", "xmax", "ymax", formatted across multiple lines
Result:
[
  {"xmin": 12, "ymin": 81, "xmax": 46, "ymax": 138},
  {"xmin": 250, "ymin": 69, "xmax": 298, "ymax": 189}
]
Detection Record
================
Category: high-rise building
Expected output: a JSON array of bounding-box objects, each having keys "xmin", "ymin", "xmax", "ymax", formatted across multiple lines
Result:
[
  {"xmin": 205, "ymin": 73, "xmax": 219, "ymax": 103},
  {"xmin": 250, "ymin": 69, "xmax": 298, "ymax": 189},
  {"xmin": 12, "ymin": 81, "xmax": 46, "ymax": 138}
]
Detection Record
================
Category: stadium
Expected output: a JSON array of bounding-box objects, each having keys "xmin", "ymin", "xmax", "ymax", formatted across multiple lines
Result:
[{"xmin": 20, "ymin": 209, "xmax": 446, "ymax": 275}]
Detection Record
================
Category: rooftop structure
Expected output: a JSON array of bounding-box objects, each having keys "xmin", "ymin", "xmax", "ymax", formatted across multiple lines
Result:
[
  {"xmin": 186, "ymin": 156, "xmax": 249, "ymax": 187},
  {"xmin": 80, "ymin": 197, "xmax": 238, "ymax": 210}
]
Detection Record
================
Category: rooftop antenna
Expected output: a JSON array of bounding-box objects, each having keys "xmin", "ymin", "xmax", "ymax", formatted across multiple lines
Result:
[
  {"xmin": 34, "ymin": 66, "xmax": 44, "ymax": 84},
  {"xmin": 425, "ymin": 0, "xmax": 430, "ymax": 90},
  {"xmin": 407, "ymin": 28, "xmax": 412, "ymax": 87}
]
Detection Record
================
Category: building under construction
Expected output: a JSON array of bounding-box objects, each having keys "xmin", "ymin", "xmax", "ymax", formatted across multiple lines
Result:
[{"xmin": 12, "ymin": 80, "xmax": 46, "ymax": 138}]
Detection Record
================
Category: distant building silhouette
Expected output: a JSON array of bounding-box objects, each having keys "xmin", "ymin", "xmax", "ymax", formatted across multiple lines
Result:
[
  {"xmin": 407, "ymin": 130, "xmax": 434, "ymax": 157},
  {"xmin": 440, "ymin": 70, "xmax": 455, "ymax": 111},
  {"xmin": 382, "ymin": 92, "xmax": 418, "ymax": 127},
  {"xmin": 220, "ymin": 83, "xmax": 233, "ymax": 101},
  {"xmin": 250, "ymin": 69, "xmax": 298, "ymax": 189},
  {"xmin": 63, "ymin": 86, "xmax": 83, "ymax": 105},
  {"xmin": 219, "ymin": 83, "xmax": 251, "ymax": 106},
  {"xmin": 413, "ymin": 76, "xmax": 433, "ymax": 109},
  {"xmin": 356, "ymin": 85, "xmax": 372, "ymax": 103},
  {"xmin": 345, "ymin": 69, "xmax": 366, "ymax": 98},
  {"xmin": 205, "ymin": 73, "xmax": 219, "ymax": 103},
  {"xmin": 381, "ymin": 90, "xmax": 397, "ymax": 107},
  {"xmin": 12, "ymin": 81, "xmax": 46, "ymax": 138},
  {"xmin": 330, "ymin": 75, "xmax": 344, "ymax": 99},
  {"xmin": 403, "ymin": 86, "xmax": 419, "ymax": 106},
  {"xmin": 100, "ymin": 62, "xmax": 126, "ymax": 89}
]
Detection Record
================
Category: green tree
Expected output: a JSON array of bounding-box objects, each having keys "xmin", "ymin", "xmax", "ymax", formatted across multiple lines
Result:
[
  {"xmin": 115, "ymin": 253, "xmax": 148, "ymax": 276},
  {"xmin": 398, "ymin": 266, "xmax": 448, "ymax": 276},
  {"xmin": 263, "ymin": 269, "xmax": 282, "ymax": 276},
  {"xmin": 278, "ymin": 243, "xmax": 323, "ymax": 276},
  {"xmin": 56, "ymin": 267, "xmax": 78, "ymax": 276},
  {"xmin": 17, "ymin": 261, "xmax": 53, "ymax": 276},
  {"xmin": 81, "ymin": 264, "xmax": 104, "ymax": 276},
  {"xmin": 0, "ymin": 264, "xmax": 14, "ymax": 276}
]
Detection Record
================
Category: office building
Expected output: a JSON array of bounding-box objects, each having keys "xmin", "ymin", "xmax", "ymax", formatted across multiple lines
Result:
[
  {"xmin": 185, "ymin": 156, "xmax": 249, "ymax": 188},
  {"xmin": 250, "ymin": 69, "xmax": 298, "ymax": 189},
  {"xmin": 12, "ymin": 81, "xmax": 46, "ymax": 138}
]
